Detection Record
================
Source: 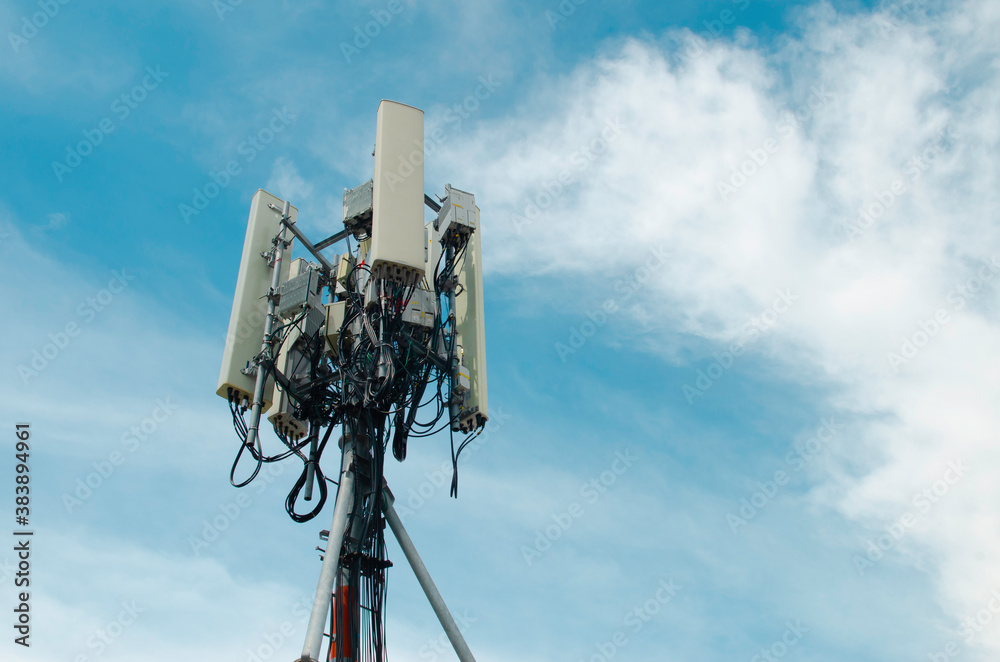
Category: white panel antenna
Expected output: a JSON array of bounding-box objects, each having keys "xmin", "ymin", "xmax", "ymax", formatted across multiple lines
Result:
[
  {"xmin": 453, "ymin": 198, "xmax": 488, "ymax": 432},
  {"xmin": 217, "ymin": 189, "xmax": 296, "ymax": 406},
  {"xmin": 370, "ymin": 100, "xmax": 425, "ymax": 284}
]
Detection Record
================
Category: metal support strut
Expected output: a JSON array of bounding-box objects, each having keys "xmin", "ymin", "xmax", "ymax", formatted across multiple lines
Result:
[
  {"xmin": 381, "ymin": 485, "xmax": 477, "ymax": 662},
  {"xmin": 270, "ymin": 202, "xmax": 336, "ymax": 273},
  {"xmin": 244, "ymin": 201, "xmax": 289, "ymax": 460},
  {"xmin": 296, "ymin": 475, "xmax": 478, "ymax": 662},
  {"xmin": 298, "ymin": 436, "xmax": 357, "ymax": 662}
]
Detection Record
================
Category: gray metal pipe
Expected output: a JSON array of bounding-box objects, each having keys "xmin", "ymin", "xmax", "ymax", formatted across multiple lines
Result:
[
  {"xmin": 244, "ymin": 201, "xmax": 289, "ymax": 458},
  {"xmin": 382, "ymin": 487, "xmax": 477, "ymax": 662},
  {"xmin": 280, "ymin": 215, "xmax": 336, "ymax": 273},
  {"xmin": 299, "ymin": 440, "xmax": 356, "ymax": 662}
]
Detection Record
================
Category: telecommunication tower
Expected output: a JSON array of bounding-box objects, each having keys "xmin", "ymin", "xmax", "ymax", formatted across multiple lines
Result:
[{"xmin": 216, "ymin": 100, "xmax": 487, "ymax": 662}]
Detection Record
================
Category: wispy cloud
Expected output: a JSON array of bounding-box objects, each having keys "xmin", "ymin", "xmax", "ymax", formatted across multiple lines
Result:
[{"xmin": 431, "ymin": 0, "xmax": 1000, "ymax": 653}]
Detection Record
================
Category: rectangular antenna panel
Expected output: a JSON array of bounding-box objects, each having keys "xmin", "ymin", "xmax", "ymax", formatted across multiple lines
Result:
[
  {"xmin": 369, "ymin": 100, "xmax": 425, "ymax": 281},
  {"xmin": 216, "ymin": 189, "xmax": 297, "ymax": 406},
  {"xmin": 454, "ymin": 215, "xmax": 488, "ymax": 432}
]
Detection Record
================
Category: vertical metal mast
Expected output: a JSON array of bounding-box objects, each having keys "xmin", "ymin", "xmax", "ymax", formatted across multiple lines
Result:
[
  {"xmin": 214, "ymin": 102, "xmax": 489, "ymax": 662},
  {"xmin": 299, "ymin": 433, "xmax": 358, "ymax": 662},
  {"xmin": 244, "ymin": 200, "xmax": 290, "ymax": 454}
]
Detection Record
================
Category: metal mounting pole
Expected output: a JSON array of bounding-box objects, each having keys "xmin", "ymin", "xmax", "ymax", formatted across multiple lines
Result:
[
  {"xmin": 381, "ymin": 485, "xmax": 477, "ymax": 662},
  {"xmin": 298, "ymin": 437, "xmax": 357, "ymax": 662},
  {"xmin": 245, "ymin": 200, "xmax": 289, "ymax": 456},
  {"xmin": 271, "ymin": 205, "xmax": 336, "ymax": 273}
]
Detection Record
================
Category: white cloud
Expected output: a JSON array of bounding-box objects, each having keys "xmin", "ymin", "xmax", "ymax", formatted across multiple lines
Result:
[
  {"xmin": 40, "ymin": 212, "xmax": 68, "ymax": 231},
  {"xmin": 267, "ymin": 156, "xmax": 314, "ymax": 207},
  {"xmin": 4, "ymin": 529, "xmax": 311, "ymax": 662},
  {"xmin": 429, "ymin": 0, "xmax": 1000, "ymax": 654},
  {"xmin": 5, "ymin": 0, "xmax": 1000, "ymax": 658},
  {"xmin": 0, "ymin": 2, "xmax": 146, "ymax": 103}
]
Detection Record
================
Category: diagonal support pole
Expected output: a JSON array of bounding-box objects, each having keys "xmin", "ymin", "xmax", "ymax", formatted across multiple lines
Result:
[{"xmin": 381, "ymin": 484, "xmax": 477, "ymax": 662}]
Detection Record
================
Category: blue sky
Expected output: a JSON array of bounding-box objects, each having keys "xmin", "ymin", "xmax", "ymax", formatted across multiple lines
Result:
[{"xmin": 3, "ymin": 0, "xmax": 1000, "ymax": 661}]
